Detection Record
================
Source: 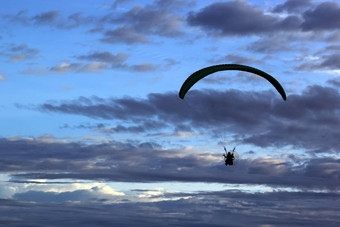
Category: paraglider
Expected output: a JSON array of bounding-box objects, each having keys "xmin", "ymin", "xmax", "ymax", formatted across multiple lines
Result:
[
  {"xmin": 223, "ymin": 147, "xmax": 236, "ymax": 166},
  {"xmin": 179, "ymin": 64, "xmax": 287, "ymax": 167},
  {"xmin": 179, "ymin": 64, "xmax": 287, "ymax": 101}
]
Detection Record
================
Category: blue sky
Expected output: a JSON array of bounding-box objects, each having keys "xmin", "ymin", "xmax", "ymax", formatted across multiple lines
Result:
[{"xmin": 0, "ymin": 0, "xmax": 340, "ymax": 226}]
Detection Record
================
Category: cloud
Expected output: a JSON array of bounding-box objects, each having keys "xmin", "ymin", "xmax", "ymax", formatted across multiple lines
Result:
[
  {"xmin": 243, "ymin": 85, "xmax": 340, "ymax": 153},
  {"xmin": 0, "ymin": 137, "xmax": 339, "ymax": 191},
  {"xmin": 59, "ymin": 123, "xmax": 106, "ymax": 130},
  {"xmin": 101, "ymin": 26, "xmax": 150, "ymax": 44},
  {"xmin": 320, "ymin": 54, "xmax": 340, "ymax": 70},
  {"xmin": 100, "ymin": 120, "xmax": 168, "ymax": 134},
  {"xmin": 246, "ymin": 36, "xmax": 294, "ymax": 53},
  {"xmin": 62, "ymin": 12, "xmax": 96, "ymax": 29},
  {"xmin": 273, "ymin": 0, "xmax": 313, "ymax": 13},
  {"xmin": 163, "ymin": 58, "xmax": 179, "ymax": 67},
  {"xmin": 4, "ymin": 1, "xmax": 184, "ymax": 44},
  {"xmin": 1, "ymin": 44, "xmax": 39, "ymax": 62},
  {"xmin": 131, "ymin": 63, "xmax": 157, "ymax": 72},
  {"xmin": 23, "ymin": 61, "xmax": 111, "ymax": 75},
  {"xmin": 60, "ymin": 83, "xmax": 73, "ymax": 91},
  {"xmin": 301, "ymin": 1, "xmax": 340, "ymax": 31},
  {"xmin": 1, "ymin": 189, "xmax": 339, "ymax": 226},
  {"xmin": 21, "ymin": 57, "xmax": 155, "ymax": 75},
  {"xmin": 0, "ymin": 73, "xmax": 7, "ymax": 81},
  {"xmin": 37, "ymin": 84, "xmax": 340, "ymax": 154},
  {"xmin": 316, "ymin": 45, "xmax": 340, "ymax": 55},
  {"xmin": 78, "ymin": 52, "xmax": 129, "ymax": 63},
  {"xmin": 9, "ymin": 44, "xmax": 38, "ymax": 54},
  {"xmin": 50, "ymin": 62, "xmax": 82, "ymax": 73},
  {"xmin": 187, "ymin": 0, "xmax": 301, "ymax": 36},
  {"xmin": 112, "ymin": 0, "xmax": 134, "ymax": 9},
  {"xmin": 78, "ymin": 62, "xmax": 109, "ymax": 73},
  {"xmin": 187, "ymin": 0, "xmax": 340, "ymax": 37},
  {"xmin": 118, "ymin": 4, "xmax": 184, "ymax": 37},
  {"xmin": 4, "ymin": 10, "xmax": 96, "ymax": 30},
  {"xmin": 77, "ymin": 51, "xmax": 129, "ymax": 70},
  {"xmin": 297, "ymin": 53, "xmax": 340, "ymax": 71},
  {"xmin": 3, "ymin": 10, "xmax": 30, "ymax": 25},
  {"xmin": 210, "ymin": 53, "xmax": 262, "ymax": 65},
  {"xmin": 327, "ymin": 77, "xmax": 340, "ymax": 88},
  {"xmin": 154, "ymin": 0, "xmax": 196, "ymax": 10},
  {"xmin": 13, "ymin": 186, "xmax": 124, "ymax": 203},
  {"xmin": 102, "ymin": 1, "xmax": 185, "ymax": 44},
  {"xmin": 31, "ymin": 11, "xmax": 60, "ymax": 25},
  {"xmin": 77, "ymin": 52, "xmax": 158, "ymax": 72},
  {"xmin": 21, "ymin": 67, "xmax": 49, "ymax": 75}
]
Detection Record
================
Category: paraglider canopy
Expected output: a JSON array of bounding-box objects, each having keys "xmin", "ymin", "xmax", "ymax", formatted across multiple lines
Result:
[{"xmin": 179, "ymin": 64, "xmax": 287, "ymax": 101}]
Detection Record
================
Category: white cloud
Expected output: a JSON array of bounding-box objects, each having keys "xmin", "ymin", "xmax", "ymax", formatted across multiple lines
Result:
[
  {"xmin": 0, "ymin": 74, "xmax": 6, "ymax": 81},
  {"xmin": 78, "ymin": 62, "xmax": 108, "ymax": 73},
  {"xmin": 51, "ymin": 62, "xmax": 81, "ymax": 73}
]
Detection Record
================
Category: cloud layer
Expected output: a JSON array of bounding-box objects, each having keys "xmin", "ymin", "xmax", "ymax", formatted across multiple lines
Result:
[
  {"xmin": 1, "ymin": 136, "xmax": 339, "ymax": 191},
  {"xmin": 39, "ymin": 84, "xmax": 340, "ymax": 154},
  {"xmin": 1, "ymin": 190, "xmax": 339, "ymax": 226}
]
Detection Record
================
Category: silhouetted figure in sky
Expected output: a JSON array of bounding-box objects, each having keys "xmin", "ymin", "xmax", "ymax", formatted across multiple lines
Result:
[{"xmin": 223, "ymin": 147, "xmax": 235, "ymax": 166}]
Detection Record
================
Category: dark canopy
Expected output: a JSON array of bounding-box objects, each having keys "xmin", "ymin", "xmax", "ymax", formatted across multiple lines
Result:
[{"xmin": 179, "ymin": 64, "xmax": 287, "ymax": 101}]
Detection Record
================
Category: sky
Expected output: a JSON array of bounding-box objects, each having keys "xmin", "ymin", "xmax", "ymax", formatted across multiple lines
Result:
[{"xmin": 0, "ymin": 0, "xmax": 339, "ymax": 226}]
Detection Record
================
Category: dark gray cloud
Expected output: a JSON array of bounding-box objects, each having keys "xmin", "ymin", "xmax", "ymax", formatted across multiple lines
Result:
[
  {"xmin": 187, "ymin": 0, "xmax": 340, "ymax": 37},
  {"xmin": 296, "ymin": 44, "xmax": 340, "ymax": 71},
  {"xmin": 187, "ymin": 1, "xmax": 301, "ymax": 36},
  {"xmin": 1, "ymin": 44, "xmax": 39, "ymax": 62},
  {"xmin": 112, "ymin": 0, "xmax": 134, "ymax": 9},
  {"xmin": 9, "ymin": 44, "xmax": 38, "ymax": 54},
  {"xmin": 244, "ymin": 85, "xmax": 340, "ymax": 152},
  {"xmin": 4, "ymin": 1, "xmax": 185, "ymax": 44},
  {"xmin": 315, "ymin": 45, "xmax": 340, "ymax": 55},
  {"xmin": 60, "ymin": 123, "xmax": 107, "ymax": 130},
  {"xmin": 297, "ymin": 53, "xmax": 340, "ymax": 71},
  {"xmin": 78, "ymin": 52, "xmax": 129, "ymax": 63},
  {"xmin": 4, "ymin": 10, "xmax": 96, "ymax": 30},
  {"xmin": 62, "ymin": 120, "xmax": 168, "ymax": 134},
  {"xmin": 326, "ymin": 31, "xmax": 340, "ymax": 42},
  {"xmin": 110, "ymin": 3, "xmax": 184, "ymax": 37},
  {"xmin": 37, "ymin": 84, "xmax": 340, "ymax": 154},
  {"xmin": 1, "ymin": 137, "xmax": 339, "ymax": 190},
  {"xmin": 22, "ymin": 51, "xmax": 157, "ymax": 75},
  {"xmin": 246, "ymin": 36, "xmax": 294, "ymax": 53},
  {"xmin": 4, "ymin": 0, "xmax": 339, "ymax": 46},
  {"xmin": 301, "ymin": 1, "xmax": 340, "ymax": 31},
  {"xmin": 163, "ymin": 58, "xmax": 180, "ymax": 67},
  {"xmin": 101, "ymin": 26, "xmax": 150, "ymax": 44},
  {"xmin": 1, "ymin": 190, "xmax": 339, "ymax": 226},
  {"xmin": 101, "ymin": 1, "xmax": 185, "ymax": 44},
  {"xmin": 154, "ymin": 0, "xmax": 196, "ymax": 11},
  {"xmin": 320, "ymin": 54, "xmax": 340, "ymax": 70},
  {"xmin": 101, "ymin": 120, "xmax": 168, "ymax": 134},
  {"xmin": 3, "ymin": 10, "xmax": 30, "ymax": 24},
  {"xmin": 131, "ymin": 63, "xmax": 158, "ymax": 72},
  {"xmin": 63, "ymin": 12, "xmax": 96, "ymax": 29},
  {"xmin": 32, "ymin": 10, "xmax": 60, "ymax": 25},
  {"xmin": 273, "ymin": 0, "xmax": 313, "ymax": 13},
  {"xmin": 78, "ymin": 51, "xmax": 159, "ymax": 72},
  {"xmin": 327, "ymin": 77, "xmax": 340, "ymax": 88}
]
